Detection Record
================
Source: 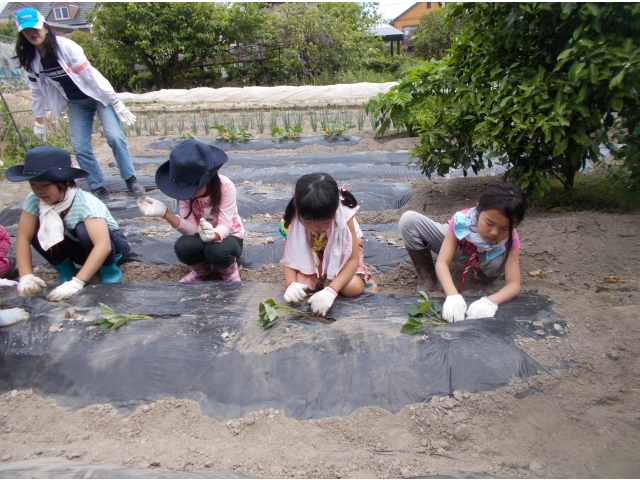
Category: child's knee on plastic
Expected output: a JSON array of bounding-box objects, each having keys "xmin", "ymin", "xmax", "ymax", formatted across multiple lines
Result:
[{"xmin": 340, "ymin": 274, "xmax": 365, "ymax": 298}]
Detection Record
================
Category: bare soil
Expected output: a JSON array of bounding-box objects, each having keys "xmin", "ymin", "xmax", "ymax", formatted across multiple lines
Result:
[{"xmin": 1, "ymin": 126, "xmax": 639, "ymax": 478}]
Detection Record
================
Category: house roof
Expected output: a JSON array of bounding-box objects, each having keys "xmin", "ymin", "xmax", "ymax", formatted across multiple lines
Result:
[
  {"xmin": 393, "ymin": 2, "xmax": 420, "ymax": 23},
  {"xmin": 371, "ymin": 25, "xmax": 404, "ymax": 41},
  {"xmin": 0, "ymin": 2, "xmax": 95, "ymax": 31}
]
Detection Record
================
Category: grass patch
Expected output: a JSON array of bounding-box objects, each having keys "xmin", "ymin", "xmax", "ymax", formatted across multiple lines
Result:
[{"xmin": 531, "ymin": 167, "xmax": 640, "ymax": 214}]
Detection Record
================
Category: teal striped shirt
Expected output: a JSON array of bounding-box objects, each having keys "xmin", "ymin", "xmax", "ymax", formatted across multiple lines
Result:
[{"xmin": 23, "ymin": 189, "xmax": 120, "ymax": 236}]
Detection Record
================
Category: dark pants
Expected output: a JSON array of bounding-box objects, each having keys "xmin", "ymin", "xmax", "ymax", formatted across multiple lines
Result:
[
  {"xmin": 174, "ymin": 234, "xmax": 243, "ymax": 268},
  {"xmin": 32, "ymin": 221, "xmax": 130, "ymax": 267}
]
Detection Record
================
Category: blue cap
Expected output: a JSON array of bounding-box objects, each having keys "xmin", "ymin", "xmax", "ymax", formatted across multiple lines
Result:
[{"xmin": 15, "ymin": 8, "xmax": 46, "ymax": 32}]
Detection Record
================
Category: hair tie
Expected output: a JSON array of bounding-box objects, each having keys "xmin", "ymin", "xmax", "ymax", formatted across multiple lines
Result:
[
  {"xmin": 338, "ymin": 185, "xmax": 347, "ymax": 194},
  {"xmin": 292, "ymin": 190, "xmax": 295, "ymax": 196}
]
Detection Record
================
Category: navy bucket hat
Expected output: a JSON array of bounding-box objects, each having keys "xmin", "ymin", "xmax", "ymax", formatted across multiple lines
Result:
[
  {"xmin": 155, "ymin": 139, "xmax": 228, "ymax": 200},
  {"xmin": 5, "ymin": 146, "xmax": 89, "ymax": 182}
]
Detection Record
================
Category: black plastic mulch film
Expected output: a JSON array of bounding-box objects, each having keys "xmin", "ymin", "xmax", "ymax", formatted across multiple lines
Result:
[
  {"xmin": 1, "ymin": 281, "xmax": 564, "ymax": 421},
  {"xmin": 1, "ymin": 145, "xmax": 565, "ymax": 425}
]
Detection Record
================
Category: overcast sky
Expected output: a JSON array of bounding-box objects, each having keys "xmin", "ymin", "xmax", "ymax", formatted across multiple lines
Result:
[{"xmin": 375, "ymin": 0, "xmax": 417, "ymax": 22}]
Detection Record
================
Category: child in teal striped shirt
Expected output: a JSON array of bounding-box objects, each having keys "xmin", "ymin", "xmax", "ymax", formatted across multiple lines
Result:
[{"xmin": 6, "ymin": 146, "xmax": 130, "ymax": 302}]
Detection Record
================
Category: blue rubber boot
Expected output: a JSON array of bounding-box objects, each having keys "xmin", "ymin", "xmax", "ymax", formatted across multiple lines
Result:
[
  {"xmin": 99, "ymin": 254, "xmax": 123, "ymax": 284},
  {"xmin": 53, "ymin": 258, "xmax": 77, "ymax": 284}
]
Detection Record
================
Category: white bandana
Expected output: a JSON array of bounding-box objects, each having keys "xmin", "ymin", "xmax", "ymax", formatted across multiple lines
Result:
[{"xmin": 37, "ymin": 186, "xmax": 77, "ymax": 251}]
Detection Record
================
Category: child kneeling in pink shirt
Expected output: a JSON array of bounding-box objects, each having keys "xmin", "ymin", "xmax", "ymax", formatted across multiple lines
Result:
[{"xmin": 137, "ymin": 139, "xmax": 243, "ymax": 282}]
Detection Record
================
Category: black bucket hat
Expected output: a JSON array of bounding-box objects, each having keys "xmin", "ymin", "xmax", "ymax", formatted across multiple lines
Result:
[
  {"xmin": 5, "ymin": 146, "xmax": 89, "ymax": 182},
  {"xmin": 155, "ymin": 139, "xmax": 228, "ymax": 200}
]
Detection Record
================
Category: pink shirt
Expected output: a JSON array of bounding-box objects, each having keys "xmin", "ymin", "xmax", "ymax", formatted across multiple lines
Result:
[
  {"xmin": 176, "ymin": 174, "xmax": 244, "ymax": 241},
  {"xmin": 0, "ymin": 225, "xmax": 10, "ymax": 258},
  {"xmin": 447, "ymin": 208, "xmax": 520, "ymax": 255}
]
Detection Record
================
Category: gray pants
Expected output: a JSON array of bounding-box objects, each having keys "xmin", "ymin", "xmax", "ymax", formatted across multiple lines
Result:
[{"xmin": 399, "ymin": 211, "xmax": 505, "ymax": 277}]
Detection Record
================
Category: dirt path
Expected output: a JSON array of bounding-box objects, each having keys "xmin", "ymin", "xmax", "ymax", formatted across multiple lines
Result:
[{"xmin": 1, "ymin": 128, "xmax": 639, "ymax": 478}]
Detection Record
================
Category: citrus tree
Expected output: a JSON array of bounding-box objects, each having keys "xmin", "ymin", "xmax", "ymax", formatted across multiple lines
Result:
[{"xmin": 367, "ymin": 2, "xmax": 640, "ymax": 196}]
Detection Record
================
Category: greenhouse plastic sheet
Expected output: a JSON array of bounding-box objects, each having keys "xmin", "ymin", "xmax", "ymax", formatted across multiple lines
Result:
[
  {"xmin": 146, "ymin": 135, "xmax": 361, "ymax": 152},
  {"xmin": 0, "ymin": 282, "xmax": 562, "ymax": 421}
]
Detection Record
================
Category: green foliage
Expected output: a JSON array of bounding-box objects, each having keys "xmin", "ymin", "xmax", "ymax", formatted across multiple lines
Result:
[
  {"xmin": 412, "ymin": 7, "xmax": 466, "ymax": 60},
  {"xmin": 0, "ymin": 20, "xmax": 17, "ymax": 40},
  {"xmin": 0, "ymin": 104, "xmax": 71, "ymax": 178},
  {"xmin": 530, "ymin": 167, "xmax": 640, "ymax": 214},
  {"xmin": 95, "ymin": 303, "xmax": 151, "ymax": 330},
  {"xmin": 271, "ymin": 126, "xmax": 302, "ymax": 143},
  {"xmin": 367, "ymin": 3, "xmax": 640, "ymax": 197},
  {"xmin": 268, "ymin": 2, "xmax": 384, "ymax": 84},
  {"xmin": 91, "ymin": 2, "xmax": 257, "ymax": 89},
  {"xmin": 258, "ymin": 299, "xmax": 305, "ymax": 330},
  {"xmin": 400, "ymin": 291, "xmax": 447, "ymax": 334},
  {"xmin": 322, "ymin": 121, "xmax": 355, "ymax": 139},
  {"xmin": 69, "ymin": 29, "xmax": 135, "ymax": 92},
  {"xmin": 213, "ymin": 125, "xmax": 252, "ymax": 143}
]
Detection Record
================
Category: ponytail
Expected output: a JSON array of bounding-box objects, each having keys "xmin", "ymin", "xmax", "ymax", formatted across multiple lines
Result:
[
  {"xmin": 282, "ymin": 197, "xmax": 296, "ymax": 229},
  {"xmin": 340, "ymin": 189, "xmax": 357, "ymax": 209}
]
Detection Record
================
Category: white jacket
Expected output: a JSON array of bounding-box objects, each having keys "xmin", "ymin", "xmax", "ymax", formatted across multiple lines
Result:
[{"xmin": 27, "ymin": 36, "xmax": 119, "ymax": 118}]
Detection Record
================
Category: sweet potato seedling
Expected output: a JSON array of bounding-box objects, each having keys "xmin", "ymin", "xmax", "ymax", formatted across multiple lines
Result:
[
  {"xmin": 258, "ymin": 299, "xmax": 306, "ymax": 330},
  {"xmin": 401, "ymin": 291, "xmax": 447, "ymax": 334},
  {"xmin": 95, "ymin": 303, "xmax": 152, "ymax": 330}
]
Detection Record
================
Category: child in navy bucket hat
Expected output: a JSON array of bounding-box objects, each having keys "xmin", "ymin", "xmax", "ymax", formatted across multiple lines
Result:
[
  {"xmin": 6, "ymin": 146, "xmax": 131, "ymax": 301},
  {"xmin": 137, "ymin": 139, "xmax": 244, "ymax": 282}
]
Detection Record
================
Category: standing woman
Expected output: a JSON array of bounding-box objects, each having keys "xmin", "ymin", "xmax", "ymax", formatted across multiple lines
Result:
[{"xmin": 14, "ymin": 7, "xmax": 143, "ymax": 198}]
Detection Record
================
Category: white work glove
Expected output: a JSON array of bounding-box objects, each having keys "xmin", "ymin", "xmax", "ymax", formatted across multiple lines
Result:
[
  {"xmin": 46, "ymin": 277, "xmax": 85, "ymax": 302},
  {"xmin": 307, "ymin": 286, "xmax": 338, "ymax": 317},
  {"xmin": 199, "ymin": 218, "xmax": 216, "ymax": 242},
  {"xmin": 33, "ymin": 121, "xmax": 46, "ymax": 141},
  {"xmin": 283, "ymin": 282, "xmax": 310, "ymax": 303},
  {"xmin": 442, "ymin": 294, "xmax": 467, "ymax": 323},
  {"xmin": 0, "ymin": 308, "xmax": 30, "ymax": 327},
  {"xmin": 17, "ymin": 274, "xmax": 46, "ymax": 296},
  {"xmin": 112, "ymin": 100, "xmax": 137, "ymax": 125},
  {"xmin": 137, "ymin": 197, "xmax": 167, "ymax": 217},
  {"xmin": 0, "ymin": 278, "xmax": 19, "ymax": 287},
  {"xmin": 466, "ymin": 296, "xmax": 498, "ymax": 320}
]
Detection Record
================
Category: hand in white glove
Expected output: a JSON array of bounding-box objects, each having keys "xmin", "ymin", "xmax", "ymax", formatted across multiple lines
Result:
[
  {"xmin": 307, "ymin": 286, "xmax": 338, "ymax": 317},
  {"xmin": 0, "ymin": 278, "xmax": 18, "ymax": 287},
  {"xmin": 33, "ymin": 121, "xmax": 46, "ymax": 141},
  {"xmin": 199, "ymin": 218, "xmax": 216, "ymax": 242},
  {"xmin": 112, "ymin": 100, "xmax": 137, "ymax": 125},
  {"xmin": 0, "ymin": 308, "xmax": 30, "ymax": 327},
  {"xmin": 465, "ymin": 296, "xmax": 498, "ymax": 320},
  {"xmin": 283, "ymin": 282, "xmax": 310, "ymax": 303},
  {"xmin": 442, "ymin": 294, "xmax": 467, "ymax": 323},
  {"xmin": 137, "ymin": 197, "xmax": 167, "ymax": 217},
  {"xmin": 46, "ymin": 277, "xmax": 85, "ymax": 302},
  {"xmin": 17, "ymin": 274, "xmax": 46, "ymax": 296}
]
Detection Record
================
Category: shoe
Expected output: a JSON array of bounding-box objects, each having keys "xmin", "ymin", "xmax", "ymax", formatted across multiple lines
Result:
[
  {"xmin": 218, "ymin": 261, "xmax": 241, "ymax": 282},
  {"xmin": 406, "ymin": 248, "xmax": 437, "ymax": 293},
  {"xmin": 91, "ymin": 186, "xmax": 110, "ymax": 198},
  {"xmin": 100, "ymin": 254, "xmax": 123, "ymax": 284},
  {"xmin": 52, "ymin": 257, "xmax": 78, "ymax": 284},
  {"xmin": 125, "ymin": 175, "xmax": 144, "ymax": 193},
  {"xmin": 179, "ymin": 261, "xmax": 211, "ymax": 282}
]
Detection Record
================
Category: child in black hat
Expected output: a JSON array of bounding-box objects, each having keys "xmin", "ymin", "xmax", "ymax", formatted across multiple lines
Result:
[
  {"xmin": 137, "ymin": 139, "xmax": 244, "ymax": 282},
  {"xmin": 6, "ymin": 146, "xmax": 131, "ymax": 302}
]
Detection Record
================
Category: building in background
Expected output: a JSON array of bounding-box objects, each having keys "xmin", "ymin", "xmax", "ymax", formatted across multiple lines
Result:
[
  {"xmin": 0, "ymin": 2, "xmax": 94, "ymax": 36},
  {"xmin": 392, "ymin": 2, "xmax": 442, "ymax": 54}
]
